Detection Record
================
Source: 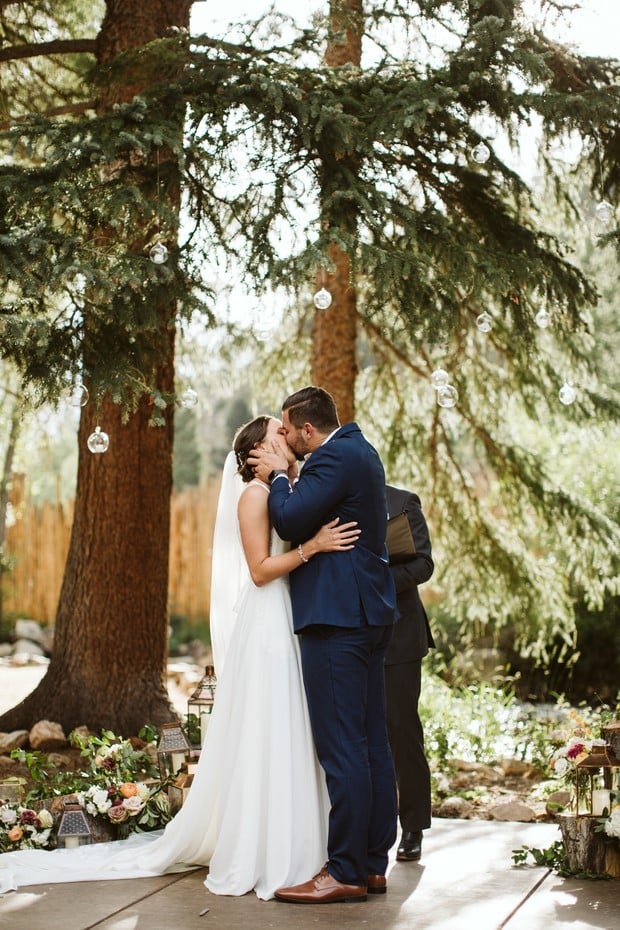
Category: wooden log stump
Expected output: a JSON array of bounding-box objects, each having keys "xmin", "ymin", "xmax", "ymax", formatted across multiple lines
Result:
[{"xmin": 558, "ymin": 813, "xmax": 620, "ymax": 877}]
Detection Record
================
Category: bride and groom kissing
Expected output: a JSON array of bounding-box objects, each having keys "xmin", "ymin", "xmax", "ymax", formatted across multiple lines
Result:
[{"xmin": 0, "ymin": 384, "xmax": 399, "ymax": 906}]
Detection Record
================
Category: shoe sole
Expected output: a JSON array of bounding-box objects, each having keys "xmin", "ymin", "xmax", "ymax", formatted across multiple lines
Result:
[
  {"xmin": 396, "ymin": 852, "xmax": 421, "ymax": 861},
  {"xmin": 367, "ymin": 886, "xmax": 386, "ymax": 895},
  {"xmin": 275, "ymin": 895, "xmax": 368, "ymax": 904}
]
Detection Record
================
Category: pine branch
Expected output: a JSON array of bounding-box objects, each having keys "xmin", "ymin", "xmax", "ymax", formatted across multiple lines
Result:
[{"xmin": 0, "ymin": 39, "xmax": 97, "ymax": 64}]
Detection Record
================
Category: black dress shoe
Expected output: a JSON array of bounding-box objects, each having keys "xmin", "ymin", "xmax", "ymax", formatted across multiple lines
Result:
[{"xmin": 396, "ymin": 830, "xmax": 422, "ymax": 861}]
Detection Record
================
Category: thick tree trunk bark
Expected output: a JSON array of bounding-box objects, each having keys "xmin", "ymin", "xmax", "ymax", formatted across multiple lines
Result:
[
  {"xmin": 0, "ymin": 0, "xmax": 191, "ymax": 736},
  {"xmin": 311, "ymin": 0, "xmax": 362, "ymax": 423}
]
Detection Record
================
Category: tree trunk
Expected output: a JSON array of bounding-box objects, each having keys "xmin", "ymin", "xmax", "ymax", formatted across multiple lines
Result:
[
  {"xmin": 558, "ymin": 813, "xmax": 620, "ymax": 878},
  {"xmin": 0, "ymin": 0, "xmax": 191, "ymax": 736},
  {"xmin": 0, "ymin": 388, "xmax": 21, "ymax": 624},
  {"xmin": 311, "ymin": 0, "xmax": 362, "ymax": 423}
]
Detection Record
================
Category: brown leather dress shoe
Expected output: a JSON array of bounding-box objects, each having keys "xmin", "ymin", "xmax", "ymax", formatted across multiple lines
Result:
[
  {"xmin": 367, "ymin": 874, "xmax": 387, "ymax": 895},
  {"xmin": 274, "ymin": 866, "xmax": 367, "ymax": 904}
]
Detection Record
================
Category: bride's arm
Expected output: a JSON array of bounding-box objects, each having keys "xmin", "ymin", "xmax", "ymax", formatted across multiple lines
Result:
[{"xmin": 238, "ymin": 484, "xmax": 359, "ymax": 587}]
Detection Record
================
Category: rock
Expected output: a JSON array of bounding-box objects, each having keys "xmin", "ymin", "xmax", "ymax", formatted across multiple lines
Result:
[
  {"xmin": 0, "ymin": 730, "xmax": 29, "ymax": 754},
  {"xmin": 12, "ymin": 638, "xmax": 45, "ymax": 657},
  {"xmin": 489, "ymin": 799, "xmax": 536, "ymax": 822},
  {"xmin": 29, "ymin": 720, "xmax": 68, "ymax": 751},
  {"xmin": 15, "ymin": 619, "xmax": 45, "ymax": 645},
  {"xmin": 437, "ymin": 796, "xmax": 474, "ymax": 819},
  {"xmin": 500, "ymin": 757, "xmax": 537, "ymax": 777},
  {"xmin": 545, "ymin": 789, "xmax": 571, "ymax": 816},
  {"xmin": 0, "ymin": 643, "xmax": 12, "ymax": 657}
]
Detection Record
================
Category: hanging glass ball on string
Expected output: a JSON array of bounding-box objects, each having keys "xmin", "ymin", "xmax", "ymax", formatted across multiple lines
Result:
[
  {"xmin": 476, "ymin": 311, "xmax": 493, "ymax": 333},
  {"xmin": 180, "ymin": 388, "xmax": 198, "ymax": 409},
  {"xmin": 68, "ymin": 383, "xmax": 89, "ymax": 407},
  {"xmin": 149, "ymin": 241, "xmax": 169, "ymax": 265},
  {"xmin": 535, "ymin": 307, "xmax": 551, "ymax": 329},
  {"xmin": 87, "ymin": 426, "xmax": 110, "ymax": 454},
  {"xmin": 430, "ymin": 368, "xmax": 450, "ymax": 390},
  {"xmin": 471, "ymin": 142, "xmax": 490, "ymax": 165},
  {"xmin": 595, "ymin": 200, "xmax": 614, "ymax": 225},
  {"xmin": 558, "ymin": 381, "xmax": 576, "ymax": 406},
  {"xmin": 437, "ymin": 385, "xmax": 459, "ymax": 408},
  {"xmin": 313, "ymin": 287, "xmax": 332, "ymax": 310}
]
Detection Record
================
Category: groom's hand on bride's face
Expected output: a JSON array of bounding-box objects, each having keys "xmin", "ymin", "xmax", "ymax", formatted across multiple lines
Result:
[{"xmin": 247, "ymin": 445, "xmax": 288, "ymax": 482}]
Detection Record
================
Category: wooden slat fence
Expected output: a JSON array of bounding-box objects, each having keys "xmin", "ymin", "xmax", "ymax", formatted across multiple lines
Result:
[{"xmin": 2, "ymin": 474, "xmax": 222, "ymax": 626}]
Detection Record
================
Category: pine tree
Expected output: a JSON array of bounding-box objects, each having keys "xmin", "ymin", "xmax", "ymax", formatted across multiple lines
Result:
[{"xmin": 0, "ymin": 2, "xmax": 618, "ymax": 731}]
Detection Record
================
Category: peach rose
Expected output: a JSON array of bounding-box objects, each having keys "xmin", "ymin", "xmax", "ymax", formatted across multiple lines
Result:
[
  {"xmin": 8, "ymin": 826, "xmax": 24, "ymax": 842},
  {"xmin": 120, "ymin": 783, "xmax": 138, "ymax": 798}
]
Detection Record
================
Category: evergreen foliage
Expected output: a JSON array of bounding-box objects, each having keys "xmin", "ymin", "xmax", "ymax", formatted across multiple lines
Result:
[{"xmin": 0, "ymin": 1, "xmax": 618, "ymax": 661}]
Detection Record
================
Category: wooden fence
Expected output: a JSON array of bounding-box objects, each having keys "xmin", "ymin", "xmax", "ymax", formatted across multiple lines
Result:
[{"xmin": 2, "ymin": 474, "xmax": 222, "ymax": 625}]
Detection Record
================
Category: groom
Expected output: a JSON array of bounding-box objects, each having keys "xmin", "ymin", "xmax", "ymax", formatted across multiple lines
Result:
[{"xmin": 249, "ymin": 386, "xmax": 398, "ymax": 904}]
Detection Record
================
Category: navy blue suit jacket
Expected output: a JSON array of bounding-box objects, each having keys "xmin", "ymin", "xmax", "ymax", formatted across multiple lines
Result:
[{"xmin": 268, "ymin": 422, "xmax": 398, "ymax": 634}]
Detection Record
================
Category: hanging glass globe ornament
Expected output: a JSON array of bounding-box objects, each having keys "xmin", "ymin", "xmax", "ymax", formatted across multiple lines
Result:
[
  {"xmin": 180, "ymin": 388, "xmax": 198, "ymax": 409},
  {"xmin": 595, "ymin": 200, "xmax": 614, "ymax": 225},
  {"xmin": 535, "ymin": 307, "xmax": 551, "ymax": 329},
  {"xmin": 149, "ymin": 241, "xmax": 169, "ymax": 264},
  {"xmin": 430, "ymin": 368, "xmax": 450, "ymax": 390},
  {"xmin": 476, "ymin": 311, "xmax": 493, "ymax": 333},
  {"xmin": 559, "ymin": 381, "xmax": 576, "ymax": 406},
  {"xmin": 313, "ymin": 287, "xmax": 332, "ymax": 310},
  {"xmin": 87, "ymin": 425, "xmax": 110, "ymax": 454},
  {"xmin": 437, "ymin": 384, "xmax": 458, "ymax": 408},
  {"xmin": 471, "ymin": 141, "xmax": 490, "ymax": 165},
  {"xmin": 69, "ymin": 383, "xmax": 89, "ymax": 407}
]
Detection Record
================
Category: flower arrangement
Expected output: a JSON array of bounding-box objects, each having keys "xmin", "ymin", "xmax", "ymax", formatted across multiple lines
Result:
[
  {"xmin": 77, "ymin": 780, "xmax": 171, "ymax": 835},
  {"xmin": 0, "ymin": 803, "xmax": 54, "ymax": 852},
  {"xmin": 71, "ymin": 729, "xmax": 172, "ymax": 837},
  {"xmin": 5, "ymin": 727, "xmax": 172, "ymax": 851},
  {"xmin": 549, "ymin": 731, "xmax": 594, "ymax": 779}
]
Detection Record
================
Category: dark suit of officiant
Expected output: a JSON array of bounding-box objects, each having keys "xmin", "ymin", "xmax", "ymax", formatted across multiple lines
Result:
[{"xmin": 385, "ymin": 485, "xmax": 435, "ymax": 837}]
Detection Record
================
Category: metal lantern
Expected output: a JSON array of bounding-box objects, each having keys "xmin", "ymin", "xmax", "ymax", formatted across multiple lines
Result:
[
  {"xmin": 0, "ymin": 777, "xmax": 25, "ymax": 804},
  {"xmin": 575, "ymin": 740, "xmax": 620, "ymax": 817},
  {"xmin": 187, "ymin": 665, "xmax": 217, "ymax": 747},
  {"xmin": 157, "ymin": 722, "xmax": 191, "ymax": 778},
  {"xmin": 168, "ymin": 769, "xmax": 195, "ymax": 814},
  {"xmin": 57, "ymin": 799, "xmax": 92, "ymax": 848}
]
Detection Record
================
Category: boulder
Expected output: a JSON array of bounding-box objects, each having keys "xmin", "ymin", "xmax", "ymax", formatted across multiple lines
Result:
[
  {"xmin": 29, "ymin": 720, "xmax": 68, "ymax": 751},
  {"xmin": 489, "ymin": 798, "xmax": 536, "ymax": 822},
  {"xmin": 0, "ymin": 730, "xmax": 29, "ymax": 754},
  {"xmin": 437, "ymin": 796, "xmax": 474, "ymax": 819}
]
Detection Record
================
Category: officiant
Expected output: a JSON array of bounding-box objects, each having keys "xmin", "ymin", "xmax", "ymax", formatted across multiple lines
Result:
[{"xmin": 385, "ymin": 485, "xmax": 435, "ymax": 864}]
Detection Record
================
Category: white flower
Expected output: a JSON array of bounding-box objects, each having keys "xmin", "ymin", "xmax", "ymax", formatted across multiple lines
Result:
[
  {"xmin": 604, "ymin": 809, "xmax": 620, "ymax": 840},
  {"xmin": 122, "ymin": 796, "xmax": 145, "ymax": 816},
  {"xmin": 31, "ymin": 828, "xmax": 52, "ymax": 846},
  {"xmin": 0, "ymin": 807, "xmax": 18, "ymax": 825},
  {"xmin": 553, "ymin": 756, "xmax": 569, "ymax": 776},
  {"xmin": 136, "ymin": 782, "xmax": 151, "ymax": 801},
  {"xmin": 38, "ymin": 809, "xmax": 54, "ymax": 829},
  {"xmin": 88, "ymin": 788, "xmax": 112, "ymax": 814}
]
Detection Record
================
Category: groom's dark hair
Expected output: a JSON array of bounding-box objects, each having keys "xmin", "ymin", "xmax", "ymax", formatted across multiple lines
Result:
[{"xmin": 283, "ymin": 386, "xmax": 340, "ymax": 433}]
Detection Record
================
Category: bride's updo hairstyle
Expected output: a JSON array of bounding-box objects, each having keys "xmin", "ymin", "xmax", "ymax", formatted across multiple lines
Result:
[{"xmin": 233, "ymin": 415, "xmax": 271, "ymax": 483}]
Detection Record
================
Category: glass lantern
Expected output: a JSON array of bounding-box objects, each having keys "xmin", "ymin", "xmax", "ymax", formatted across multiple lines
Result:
[
  {"xmin": 0, "ymin": 777, "xmax": 25, "ymax": 804},
  {"xmin": 157, "ymin": 722, "xmax": 191, "ymax": 779},
  {"xmin": 575, "ymin": 740, "xmax": 620, "ymax": 817},
  {"xmin": 188, "ymin": 665, "xmax": 217, "ymax": 748},
  {"xmin": 57, "ymin": 800, "xmax": 92, "ymax": 848}
]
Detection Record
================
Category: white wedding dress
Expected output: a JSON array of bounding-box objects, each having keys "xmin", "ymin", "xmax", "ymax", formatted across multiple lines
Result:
[{"xmin": 0, "ymin": 471, "xmax": 329, "ymax": 900}]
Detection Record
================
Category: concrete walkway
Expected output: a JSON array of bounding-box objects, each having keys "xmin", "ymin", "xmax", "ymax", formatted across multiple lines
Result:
[{"xmin": 1, "ymin": 819, "xmax": 619, "ymax": 930}]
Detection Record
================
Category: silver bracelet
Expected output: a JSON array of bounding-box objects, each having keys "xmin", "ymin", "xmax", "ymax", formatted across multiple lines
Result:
[{"xmin": 297, "ymin": 544, "xmax": 309, "ymax": 563}]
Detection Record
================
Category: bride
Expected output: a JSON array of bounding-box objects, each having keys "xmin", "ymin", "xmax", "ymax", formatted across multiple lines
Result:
[{"xmin": 0, "ymin": 415, "xmax": 360, "ymax": 900}]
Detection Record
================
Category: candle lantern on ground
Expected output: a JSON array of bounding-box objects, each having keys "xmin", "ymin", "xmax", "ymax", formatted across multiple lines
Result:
[
  {"xmin": 187, "ymin": 665, "xmax": 217, "ymax": 747},
  {"xmin": 57, "ymin": 798, "xmax": 92, "ymax": 848},
  {"xmin": 0, "ymin": 777, "xmax": 25, "ymax": 804},
  {"xmin": 575, "ymin": 740, "xmax": 620, "ymax": 816},
  {"xmin": 157, "ymin": 722, "xmax": 191, "ymax": 778}
]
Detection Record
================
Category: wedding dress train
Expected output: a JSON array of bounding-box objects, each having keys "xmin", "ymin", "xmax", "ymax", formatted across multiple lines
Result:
[{"xmin": 0, "ymin": 519, "xmax": 329, "ymax": 899}]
